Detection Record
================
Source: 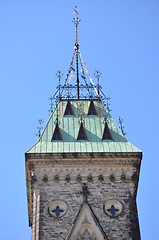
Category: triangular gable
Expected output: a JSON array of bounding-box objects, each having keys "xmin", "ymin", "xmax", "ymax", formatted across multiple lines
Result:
[
  {"xmin": 51, "ymin": 123, "xmax": 62, "ymax": 141},
  {"xmin": 88, "ymin": 100, "xmax": 98, "ymax": 115},
  {"xmin": 64, "ymin": 100, "xmax": 74, "ymax": 116},
  {"xmin": 102, "ymin": 123, "xmax": 112, "ymax": 141},
  {"xmin": 77, "ymin": 123, "xmax": 88, "ymax": 141},
  {"xmin": 66, "ymin": 201, "xmax": 108, "ymax": 240}
]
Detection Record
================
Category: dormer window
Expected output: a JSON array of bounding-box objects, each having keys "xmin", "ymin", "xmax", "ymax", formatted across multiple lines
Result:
[
  {"xmin": 64, "ymin": 101, "xmax": 74, "ymax": 116},
  {"xmin": 51, "ymin": 124, "xmax": 62, "ymax": 141},
  {"xmin": 88, "ymin": 100, "xmax": 97, "ymax": 116},
  {"xmin": 77, "ymin": 123, "xmax": 87, "ymax": 141},
  {"xmin": 102, "ymin": 123, "xmax": 112, "ymax": 141}
]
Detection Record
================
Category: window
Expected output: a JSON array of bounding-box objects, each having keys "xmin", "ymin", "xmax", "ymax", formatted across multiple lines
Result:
[
  {"xmin": 77, "ymin": 123, "xmax": 87, "ymax": 140},
  {"xmin": 102, "ymin": 123, "xmax": 112, "ymax": 141},
  {"xmin": 51, "ymin": 124, "xmax": 62, "ymax": 141},
  {"xmin": 64, "ymin": 101, "xmax": 74, "ymax": 116},
  {"xmin": 88, "ymin": 100, "xmax": 97, "ymax": 116}
]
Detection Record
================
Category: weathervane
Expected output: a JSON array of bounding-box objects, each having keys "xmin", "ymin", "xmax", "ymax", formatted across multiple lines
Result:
[
  {"xmin": 119, "ymin": 116, "xmax": 126, "ymax": 136},
  {"xmin": 73, "ymin": 6, "xmax": 81, "ymax": 99},
  {"xmin": 36, "ymin": 119, "xmax": 44, "ymax": 138},
  {"xmin": 94, "ymin": 70, "xmax": 101, "ymax": 98}
]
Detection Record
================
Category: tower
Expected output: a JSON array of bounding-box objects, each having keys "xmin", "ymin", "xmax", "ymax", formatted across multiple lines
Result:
[{"xmin": 25, "ymin": 7, "xmax": 142, "ymax": 240}]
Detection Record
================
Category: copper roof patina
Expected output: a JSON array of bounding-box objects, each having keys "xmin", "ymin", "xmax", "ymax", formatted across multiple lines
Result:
[{"xmin": 26, "ymin": 99, "xmax": 141, "ymax": 154}]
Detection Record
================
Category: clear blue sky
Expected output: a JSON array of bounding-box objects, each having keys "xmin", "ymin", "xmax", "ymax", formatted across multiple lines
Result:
[{"xmin": 0, "ymin": 1, "xmax": 159, "ymax": 239}]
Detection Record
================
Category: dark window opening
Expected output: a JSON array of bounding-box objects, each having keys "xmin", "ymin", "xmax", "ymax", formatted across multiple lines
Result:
[
  {"xmin": 52, "ymin": 124, "xmax": 62, "ymax": 141},
  {"xmin": 88, "ymin": 100, "xmax": 97, "ymax": 115},
  {"xmin": 64, "ymin": 101, "xmax": 74, "ymax": 116},
  {"xmin": 102, "ymin": 123, "xmax": 112, "ymax": 141},
  {"xmin": 77, "ymin": 124, "xmax": 87, "ymax": 141}
]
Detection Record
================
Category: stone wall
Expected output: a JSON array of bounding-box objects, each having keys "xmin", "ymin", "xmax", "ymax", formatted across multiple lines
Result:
[{"xmin": 29, "ymin": 161, "xmax": 141, "ymax": 240}]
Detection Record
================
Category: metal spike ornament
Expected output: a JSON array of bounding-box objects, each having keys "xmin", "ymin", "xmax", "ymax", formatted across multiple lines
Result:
[
  {"xmin": 94, "ymin": 70, "xmax": 101, "ymax": 98},
  {"xmin": 73, "ymin": 6, "xmax": 81, "ymax": 99},
  {"xmin": 36, "ymin": 119, "xmax": 44, "ymax": 138},
  {"xmin": 119, "ymin": 117, "xmax": 126, "ymax": 136},
  {"xmin": 106, "ymin": 97, "xmax": 112, "ymax": 112},
  {"xmin": 103, "ymin": 113, "xmax": 109, "ymax": 125},
  {"xmin": 56, "ymin": 70, "xmax": 63, "ymax": 100},
  {"xmin": 48, "ymin": 95, "xmax": 54, "ymax": 113},
  {"xmin": 54, "ymin": 107, "xmax": 60, "ymax": 126},
  {"xmin": 78, "ymin": 103, "xmax": 85, "ymax": 125}
]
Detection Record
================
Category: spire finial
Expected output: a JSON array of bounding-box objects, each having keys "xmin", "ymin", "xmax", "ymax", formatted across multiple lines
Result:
[
  {"xmin": 106, "ymin": 97, "xmax": 112, "ymax": 112},
  {"xmin": 94, "ymin": 70, "xmax": 101, "ymax": 98},
  {"xmin": 48, "ymin": 95, "xmax": 54, "ymax": 113},
  {"xmin": 73, "ymin": 6, "xmax": 80, "ymax": 44},
  {"xmin": 119, "ymin": 116, "xmax": 126, "ymax": 136},
  {"xmin": 36, "ymin": 119, "xmax": 44, "ymax": 139},
  {"xmin": 73, "ymin": 6, "xmax": 81, "ymax": 99},
  {"xmin": 56, "ymin": 70, "xmax": 63, "ymax": 100}
]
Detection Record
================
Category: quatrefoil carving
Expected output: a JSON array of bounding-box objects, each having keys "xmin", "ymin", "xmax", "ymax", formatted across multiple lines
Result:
[{"xmin": 48, "ymin": 200, "xmax": 67, "ymax": 217}]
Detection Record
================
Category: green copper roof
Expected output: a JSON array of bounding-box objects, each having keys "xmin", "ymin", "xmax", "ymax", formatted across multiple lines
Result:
[{"xmin": 26, "ymin": 99, "xmax": 141, "ymax": 154}]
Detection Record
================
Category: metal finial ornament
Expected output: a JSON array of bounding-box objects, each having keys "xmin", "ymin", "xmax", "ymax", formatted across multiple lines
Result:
[
  {"xmin": 103, "ymin": 113, "xmax": 109, "ymax": 125},
  {"xmin": 49, "ymin": 7, "xmax": 108, "ymax": 102},
  {"xmin": 119, "ymin": 116, "xmax": 126, "ymax": 136},
  {"xmin": 54, "ymin": 102, "xmax": 61, "ymax": 126},
  {"xmin": 73, "ymin": 6, "xmax": 81, "ymax": 99},
  {"xmin": 106, "ymin": 97, "xmax": 112, "ymax": 112},
  {"xmin": 54, "ymin": 113, "xmax": 60, "ymax": 126},
  {"xmin": 73, "ymin": 6, "xmax": 81, "ymax": 33},
  {"xmin": 56, "ymin": 70, "xmax": 63, "ymax": 100},
  {"xmin": 36, "ymin": 119, "xmax": 44, "ymax": 138},
  {"xmin": 94, "ymin": 70, "xmax": 101, "ymax": 98},
  {"xmin": 78, "ymin": 103, "xmax": 85, "ymax": 125},
  {"xmin": 48, "ymin": 95, "xmax": 54, "ymax": 113}
]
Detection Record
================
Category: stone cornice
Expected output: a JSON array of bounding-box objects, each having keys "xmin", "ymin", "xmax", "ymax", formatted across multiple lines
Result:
[{"xmin": 25, "ymin": 152, "xmax": 142, "ymax": 160}]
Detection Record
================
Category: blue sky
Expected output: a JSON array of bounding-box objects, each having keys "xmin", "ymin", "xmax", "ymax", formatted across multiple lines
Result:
[{"xmin": 0, "ymin": 1, "xmax": 159, "ymax": 239}]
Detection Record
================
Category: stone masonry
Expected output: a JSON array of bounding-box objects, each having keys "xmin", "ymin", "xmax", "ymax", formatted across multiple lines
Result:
[{"xmin": 26, "ymin": 152, "xmax": 141, "ymax": 240}]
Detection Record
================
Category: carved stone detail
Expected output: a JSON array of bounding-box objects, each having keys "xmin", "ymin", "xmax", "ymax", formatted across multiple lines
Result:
[
  {"xmin": 98, "ymin": 174, "xmax": 104, "ymax": 182},
  {"xmin": 65, "ymin": 175, "xmax": 71, "ymax": 182},
  {"xmin": 43, "ymin": 175, "xmax": 48, "ymax": 182},
  {"xmin": 76, "ymin": 174, "xmax": 82, "ymax": 182},
  {"xmin": 54, "ymin": 174, "xmax": 59, "ymax": 182},
  {"xmin": 110, "ymin": 174, "xmax": 115, "ymax": 182}
]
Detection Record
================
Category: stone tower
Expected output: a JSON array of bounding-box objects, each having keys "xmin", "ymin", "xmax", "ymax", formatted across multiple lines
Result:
[{"xmin": 25, "ymin": 7, "xmax": 142, "ymax": 240}]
